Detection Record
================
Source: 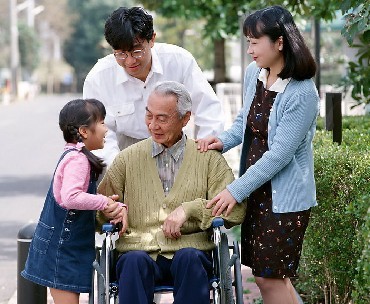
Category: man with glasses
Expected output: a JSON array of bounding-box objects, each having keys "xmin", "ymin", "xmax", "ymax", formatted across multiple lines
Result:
[
  {"xmin": 83, "ymin": 6, "xmax": 224, "ymax": 166},
  {"xmin": 97, "ymin": 81, "xmax": 245, "ymax": 304}
]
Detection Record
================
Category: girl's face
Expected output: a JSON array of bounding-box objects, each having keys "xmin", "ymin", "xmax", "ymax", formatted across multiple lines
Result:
[
  {"xmin": 247, "ymin": 35, "xmax": 284, "ymax": 72},
  {"xmin": 81, "ymin": 119, "xmax": 108, "ymax": 151}
]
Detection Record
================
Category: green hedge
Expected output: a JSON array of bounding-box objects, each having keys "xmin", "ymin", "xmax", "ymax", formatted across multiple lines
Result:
[{"xmin": 297, "ymin": 116, "xmax": 370, "ymax": 303}]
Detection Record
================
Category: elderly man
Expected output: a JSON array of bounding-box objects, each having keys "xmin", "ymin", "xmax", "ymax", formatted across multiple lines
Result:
[{"xmin": 97, "ymin": 81, "xmax": 246, "ymax": 304}]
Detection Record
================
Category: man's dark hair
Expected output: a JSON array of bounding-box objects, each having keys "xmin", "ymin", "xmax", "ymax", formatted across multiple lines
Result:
[{"xmin": 104, "ymin": 7, "xmax": 154, "ymax": 51}]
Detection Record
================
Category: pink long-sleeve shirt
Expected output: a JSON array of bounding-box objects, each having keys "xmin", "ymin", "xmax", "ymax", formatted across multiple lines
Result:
[{"xmin": 53, "ymin": 143, "xmax": 108, "ymax": 210}]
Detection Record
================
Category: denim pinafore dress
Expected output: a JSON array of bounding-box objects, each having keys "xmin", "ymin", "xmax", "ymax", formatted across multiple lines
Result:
[{"xmin": 21, "ymin": 149, "xmax": 96, "ymax": 293}]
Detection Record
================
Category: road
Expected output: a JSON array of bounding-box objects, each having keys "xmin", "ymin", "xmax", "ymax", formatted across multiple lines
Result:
[{"xmin": 0, "ymin": 94, "xmax": 80, "ymax": 303}]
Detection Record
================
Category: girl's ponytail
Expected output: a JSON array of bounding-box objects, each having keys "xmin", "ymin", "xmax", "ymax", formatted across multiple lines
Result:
[{"xmin": 80, "ymin": 146, "xmax": 105, "ymax": 181}]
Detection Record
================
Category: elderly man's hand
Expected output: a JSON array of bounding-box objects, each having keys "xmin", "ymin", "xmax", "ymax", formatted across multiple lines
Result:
[
  {"xmin": 109, "ymin": 207, "xmax": 128, "ymax": 236},
  {"xmin": 162, "ymin": 206, "xmax": 187, "ymax": 239}
]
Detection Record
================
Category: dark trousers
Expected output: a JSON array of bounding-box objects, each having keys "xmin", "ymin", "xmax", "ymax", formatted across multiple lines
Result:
[{"xmin": 116, "ymin": 248, "xmax": 212, "ymax": 304}]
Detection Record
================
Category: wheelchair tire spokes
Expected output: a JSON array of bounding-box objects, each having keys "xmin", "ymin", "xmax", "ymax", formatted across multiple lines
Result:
[
  {"xmin": 219, "ymin": 233, "xmax": 234, "ymax": 304},
  {"xmin": 232, "ymin": 241, "xmax": 244, "ymax": 304}
]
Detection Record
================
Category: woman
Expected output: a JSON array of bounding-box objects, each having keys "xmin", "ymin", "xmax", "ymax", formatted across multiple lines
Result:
[{"xmin": 197, "ymin": 6, "xmax": 319, "ymax": 304}]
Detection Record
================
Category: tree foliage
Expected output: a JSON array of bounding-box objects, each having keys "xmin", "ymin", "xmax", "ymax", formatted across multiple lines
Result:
[
  {"xmin": 140, "ymin": 0, "xmax": 341, "ymax": 83},
  {"xmin": 18, "ymin": 23, "xmax": 40, "ymax": 79},
  {"xmin": 340, "ymin": 0, "xmax": 370, "ymax": 105},
  {"xmin": 38, "ymin": 0, "xmax": 74, "ymax": 42},
  {"xmin": 63, "ymin": 0, "xmax": 133, "ymax": 91},
  {"xmin": 141, "ymin": 0, "xmax": 369, "ymax": 105}
]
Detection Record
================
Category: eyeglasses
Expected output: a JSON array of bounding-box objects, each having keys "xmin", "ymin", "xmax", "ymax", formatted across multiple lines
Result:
[
  {"xmin": 113, "ymin": 46, "xmax": 146, "ymax": 60},
  {"xmin": 145, "ymin": 107, "xmax": 179, "ymax": 125}
]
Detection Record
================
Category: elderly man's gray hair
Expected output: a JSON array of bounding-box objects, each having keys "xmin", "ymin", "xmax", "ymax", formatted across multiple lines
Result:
[{"xmin": 153, "ymin": 81, "xmax": 192, "ymax": 117}]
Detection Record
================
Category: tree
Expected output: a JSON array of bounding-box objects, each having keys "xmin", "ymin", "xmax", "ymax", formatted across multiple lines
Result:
[
  {"xmin": 141, "ymin": 0, "xmax": 341, "ymax": 83},
  {"xmin": 154, "ymin": 16, "xmax": 214, "ymax": 71},
  {"xmin": 340, "ymin": 0, "xmax": 370, "ymax": 105},
  {"xmin": 18, "ymin": 22, "xmax": 40, "ymax": 80},
  {"xmin": 64, "ymin": 0, "xmax": 133, "ymax": 91},
  {"xmin": 38, "ymin": 0, "xmax": 74, "ymax": 42},
  {"xmin": 142, "ymin": 0, "xmax": 249, "ymax": 83}
]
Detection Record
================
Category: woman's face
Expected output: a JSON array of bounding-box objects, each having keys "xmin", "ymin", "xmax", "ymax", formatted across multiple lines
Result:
[{"xmin": 247, "ymin": 35, "xmax": 284, "ymax": 71}]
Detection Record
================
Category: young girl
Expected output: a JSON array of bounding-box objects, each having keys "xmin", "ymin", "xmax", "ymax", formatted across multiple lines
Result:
[
  {"xmin": 197, "ymin": 6, "xmax": 319, "ymax": 304},
  {"xmin": 22, "ymin": 99, "xmax": 124, "ymax": 304}
]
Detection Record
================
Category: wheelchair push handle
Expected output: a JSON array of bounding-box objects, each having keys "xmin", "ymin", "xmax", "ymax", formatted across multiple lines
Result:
[
  {"xmin": 102, "ymin": 223, "xmax": 122, "ymax": 233},
  {"xmin": 212, "ymin": 217, "xmax": 224, "ymax": 228}
]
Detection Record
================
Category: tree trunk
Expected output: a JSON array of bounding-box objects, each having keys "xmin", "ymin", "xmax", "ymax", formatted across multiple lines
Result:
[{"xmin": 213, "ymin": 37, "xmax": 226, "ymax": 84}]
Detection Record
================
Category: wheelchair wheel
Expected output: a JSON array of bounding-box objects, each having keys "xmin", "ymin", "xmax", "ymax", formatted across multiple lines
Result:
[{"xmin": 219, "ymin": 233, "xmax": 234, "ymax": 304}]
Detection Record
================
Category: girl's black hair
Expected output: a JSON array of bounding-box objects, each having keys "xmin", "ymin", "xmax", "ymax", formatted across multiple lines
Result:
[
  {"xmin": 59, "ymin": 99, "xmax": 106, "ymax": 180},
  {"xmin": 104, "ymin": 6, "xmax": 154, "ymax": 51},
  {"xmin": 243, "ymin": 5, "xmax": 316, "ymax": 80}
]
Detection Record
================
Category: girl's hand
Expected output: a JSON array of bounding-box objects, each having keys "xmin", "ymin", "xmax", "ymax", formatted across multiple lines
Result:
[
  {"xmin": 109, "ymin": 194, "xmax": 119, "ymax": 201},
  {"xmin": 206, "ymin": 189, "xmax": 237, "ymax": 216},
  {"xmin": 196, "ymin": 136, "xmax": 223, "ymax": 152}
]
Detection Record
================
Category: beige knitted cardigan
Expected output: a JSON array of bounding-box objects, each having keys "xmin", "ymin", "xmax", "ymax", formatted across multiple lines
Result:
[{"xmin": 97, "ymin": 138, "xmax": 246, "ymax": 259}]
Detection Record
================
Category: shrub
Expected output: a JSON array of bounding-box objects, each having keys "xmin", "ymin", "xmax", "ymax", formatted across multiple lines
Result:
[
  {"xmin": 350, "ymin": 196, "xmax": 370, "ymax": 303},
  {"xmin": 296, "ymin": 118, "xmax": 370, "ymax": 304}
]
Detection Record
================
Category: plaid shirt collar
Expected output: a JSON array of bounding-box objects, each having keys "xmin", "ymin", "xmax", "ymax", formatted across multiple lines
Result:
[{"xmin": 151, "ymin": 133, "xmax": 186, "ymax": 161}]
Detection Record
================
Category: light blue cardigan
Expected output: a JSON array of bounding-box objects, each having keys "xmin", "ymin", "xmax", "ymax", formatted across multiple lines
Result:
[{"xmin": 219, "ymin": 62, "xmax": 320, "ymax": 213}]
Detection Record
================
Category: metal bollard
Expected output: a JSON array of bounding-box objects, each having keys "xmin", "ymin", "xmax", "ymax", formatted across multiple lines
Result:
[
  {"xmin": 325, "ymin": 92, "xmax": 342, "ymax": 145},
  {"xmin": 17, "ymin": 223, "xmax": 47, "ymax": 304}
]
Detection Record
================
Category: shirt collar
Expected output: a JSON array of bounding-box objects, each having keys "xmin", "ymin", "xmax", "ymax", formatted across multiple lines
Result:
[
  {"xmin": 150, "ymin": 46, "xmax": 164, "ymax": 75},
  {"xmin": 64, "ymin": 142, "xmax": 84, "ymax": 151},
  {"xmin": 151, "ymin": 133, "xmax": 186, "ymax": 162},
  {"xmin": 115, "ymin": 60, "xmax": 129, "ymax": 85},
  {"xmin": 258, "ymin": 68, "xmax": 290, "ymax": 93},
  {"xmin": 114, "ymin": 45, "xmax": 163, "ymax": 85}
]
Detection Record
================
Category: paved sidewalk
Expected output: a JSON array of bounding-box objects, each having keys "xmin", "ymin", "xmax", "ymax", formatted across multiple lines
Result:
[{"xmin": 7, "ymin": 265, "xmax": 261, "ymax": 303}]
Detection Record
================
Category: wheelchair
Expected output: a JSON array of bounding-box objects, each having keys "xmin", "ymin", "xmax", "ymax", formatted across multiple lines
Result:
[{"xmin": 89, "ymin": 218, "xmax": 244, "ymax": 304}]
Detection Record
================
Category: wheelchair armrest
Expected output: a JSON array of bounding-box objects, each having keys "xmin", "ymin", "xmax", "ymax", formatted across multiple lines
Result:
[{"xmin": 212, "ymin": 217, "xmax": 224, "ymax": 228}]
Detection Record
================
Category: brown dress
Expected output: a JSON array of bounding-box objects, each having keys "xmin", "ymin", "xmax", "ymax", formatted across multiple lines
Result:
[{"xmin": 240, "ymin": 79, "xmax": 311, "ymax": 279}]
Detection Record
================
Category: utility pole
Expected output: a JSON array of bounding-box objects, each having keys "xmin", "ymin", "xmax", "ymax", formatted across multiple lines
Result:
[{"xmin": 10, "ymin": 0, "xmax": 20, "ymax": 100}]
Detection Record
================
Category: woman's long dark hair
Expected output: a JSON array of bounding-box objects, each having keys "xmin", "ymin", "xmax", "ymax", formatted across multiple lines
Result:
[
  {"xmin": 243, "ymin": 5, "xmax": 316, "ymax": 80},
  {"xmin": 59, "ymin": 99, "xmax": 106, "ymax": 180}
]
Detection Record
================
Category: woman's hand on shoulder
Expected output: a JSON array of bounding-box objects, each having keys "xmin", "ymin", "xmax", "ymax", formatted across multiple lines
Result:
[
  {"xmin": 206, "ymin": 189, "xmax": 237, "ymax": 216},
  {"xmin": 196, "ymin": 136, "xmax": 223, "ymax": 152}
]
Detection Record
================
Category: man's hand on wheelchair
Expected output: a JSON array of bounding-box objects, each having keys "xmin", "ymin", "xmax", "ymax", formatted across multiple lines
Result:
[
  {"xmin": 108, "ymin": 206, "xmax": 128, "ymax": 236},
  {"xmin": 103, "ymin": 195, "xmax": 128, "ymax": 236},
  {"xmin": 162, "ymin": 206, "xmax": 187, "ymax": 239}
]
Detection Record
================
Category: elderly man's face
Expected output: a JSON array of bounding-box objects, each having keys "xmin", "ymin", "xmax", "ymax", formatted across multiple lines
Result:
[{"xmin": 145, "ymin": 92, "xmax": 190, "ymax": 147}]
